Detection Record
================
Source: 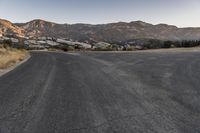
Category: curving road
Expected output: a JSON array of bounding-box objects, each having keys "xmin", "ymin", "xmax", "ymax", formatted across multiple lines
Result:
[{"xmin": 0, "ymin": 51, "xmax": 200, "ymax": 133}]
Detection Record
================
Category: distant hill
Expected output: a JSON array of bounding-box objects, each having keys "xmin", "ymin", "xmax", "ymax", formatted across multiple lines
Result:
[
  {"xmin": 0, "ymin": 19, "xmax": 25, "ymax": 37},
  {"xmin": 1, "ymin": 18, "xmax": 200, "ymax": 42}
]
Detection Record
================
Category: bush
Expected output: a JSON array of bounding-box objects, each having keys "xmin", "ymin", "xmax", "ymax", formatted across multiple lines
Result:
[
  {"xmin": 126, "ymin": 46, "xmax": 136, "ymax": 51},
  {"xmin": 93, "ymin": 47, "xmax": 113, "ymax": 51},
  {"xmin": 67, "ymin": 46, "xmax": 75, "ymax": 51},
  {"xmin": 48, "ymin": 48, "xmax": 57, "ymax": 51},
  {"xmin": 162, "ymin": 41, "xmax": 172, "ymax": 48},
  {"xmin": 2, "ymin": 40, "xmax": 13, "ymax": 48}
]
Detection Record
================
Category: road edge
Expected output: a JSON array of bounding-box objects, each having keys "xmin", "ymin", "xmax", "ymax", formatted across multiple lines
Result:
[{"xmin": 0, "ymin": 54, "xmax": 31, "ymax": 77}]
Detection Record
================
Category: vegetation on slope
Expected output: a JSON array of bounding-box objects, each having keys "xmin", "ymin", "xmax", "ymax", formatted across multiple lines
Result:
[{"xmin": 0, "ymin": 46, "xmax": 28, "ymax": 69}]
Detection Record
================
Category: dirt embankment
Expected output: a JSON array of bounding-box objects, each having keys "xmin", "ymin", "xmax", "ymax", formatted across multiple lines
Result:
[{"xmin": 0, "ymin": 47, "xmax": 29, "ymax": 70}]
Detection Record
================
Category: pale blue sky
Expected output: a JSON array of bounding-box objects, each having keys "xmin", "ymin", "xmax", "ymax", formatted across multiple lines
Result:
[{"xmin": 0, "ymin": 0, "xmax": 199, "ymax": 27}]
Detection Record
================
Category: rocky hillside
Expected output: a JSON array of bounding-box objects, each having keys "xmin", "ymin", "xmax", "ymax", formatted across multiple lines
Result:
[
  {"xmin": 2, "ymin": 18, "xmax": 200, "ymax": 42},
  {"xmin": 16, "ymin": 19, "xmax": 68, "ymax": 38},
  {"xmin": 0, "ymin": 19, "xmax": 25, "ymax": 37}
]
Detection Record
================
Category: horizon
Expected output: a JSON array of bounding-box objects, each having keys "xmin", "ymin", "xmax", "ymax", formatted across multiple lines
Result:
[
  {"xmin": 0, "ymin": 0, "xmax": 200, "ymax": 28},
  {"xmin": 2, "ymin": 18, "xmax": 200, "ymax": 29}
]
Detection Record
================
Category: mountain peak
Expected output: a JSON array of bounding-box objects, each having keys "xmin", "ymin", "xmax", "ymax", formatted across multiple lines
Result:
[
  {"xmin": 130, "ymin": 21, "xmax": 152, "ymax": 27},
  {"xmin": 1, "ymin": 18, "xmax": 200, "ymax": 41},
  {"xmin": 19, "ymin": 19, "xmax": 58, "ymax": 35},
  {"xmin": 0, "ymin": 19, "xmax": 13, "ymax": 27},
  {"xmin": 27, "ymin": 19, "xmax": 57, "ymax": 25},
  {"xmin": 0, "ymin": 18, "xmax": 25, "ymax": 37},
  {"xmin": 156, "ymin": 23, "xmax": 178, "ymax": 28}
]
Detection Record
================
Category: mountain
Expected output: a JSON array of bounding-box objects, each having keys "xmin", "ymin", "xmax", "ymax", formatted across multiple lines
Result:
[
  {"xmin": 0, "ymin": 19, "xmax": 25, "ymax": 37},
  {"xmin": 1, "ymin": 18, "xmax": 200, "ymax": 42},
  {"xmin": 15, "ymin": 19, "xmax": 69, "ymax": 38}
]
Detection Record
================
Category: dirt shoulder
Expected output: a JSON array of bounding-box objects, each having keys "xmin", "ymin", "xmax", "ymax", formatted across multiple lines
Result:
[
  {"xmin": 136, "ymin": 47, "xmax": 200, "ymax": 53},
  {"xmin": 82, "ymin": 47, "xmax": 200, "ymax": 54},
  {"xmin": 0, "ymin": 47, "xmax": 30, "ymax": 76}
]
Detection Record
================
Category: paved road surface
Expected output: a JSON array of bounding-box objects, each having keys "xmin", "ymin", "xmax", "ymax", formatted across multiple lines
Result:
[{"xmin": 0, "ymin": 51, "xmax": 200, "ymax": 133}]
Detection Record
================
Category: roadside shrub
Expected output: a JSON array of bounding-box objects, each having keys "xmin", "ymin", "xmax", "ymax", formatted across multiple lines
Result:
[
  {"xmin": 93, "ymin": 47, "xmax": 113, "ymax": 51},
  {"xmin": 162, "ymin": 41, "xmax": 172, "ymax": 48},
  {"xmin": 48, "ymin": 48, "xmax": 57, "ymax": 51},
  {"xmin": 126, "ymin": 46, "xmax": 136, "ymax": 51},
  {"xmin": 2, "ymin": 40, "xmax": 13, "ymax": 48},
  {"xmin": 67, "ymin": 46, "xmax": 75, "ymax": 51}
]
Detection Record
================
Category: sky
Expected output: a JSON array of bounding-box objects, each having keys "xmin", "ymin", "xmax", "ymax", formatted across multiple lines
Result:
[{"xmin": 0, "ymin": 0, "xmax": 200, "ymax": 27}]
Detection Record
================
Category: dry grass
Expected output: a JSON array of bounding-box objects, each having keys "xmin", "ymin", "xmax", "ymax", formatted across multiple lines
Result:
[{"xmin": 0, "ymin": 47, "xmax": 28, "ymax": 69}]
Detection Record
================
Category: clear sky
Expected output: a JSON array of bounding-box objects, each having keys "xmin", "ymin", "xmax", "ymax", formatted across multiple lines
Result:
[{"xmin": 0, "ymin": 0, "xmax": 199, "ymax": 27}]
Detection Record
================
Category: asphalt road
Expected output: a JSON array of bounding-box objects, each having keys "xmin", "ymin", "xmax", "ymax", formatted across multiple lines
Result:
[{"xmin": 0, "ymin": 51, "xmax": 200, "ymax": 133}]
